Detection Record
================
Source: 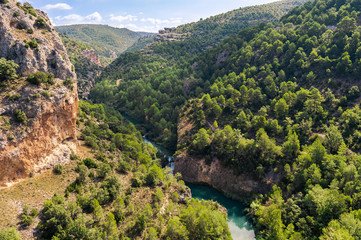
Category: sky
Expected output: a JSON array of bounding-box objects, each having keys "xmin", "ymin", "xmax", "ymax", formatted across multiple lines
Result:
[{"xmin": 27, "ymin": 0, "xmax": 280, "ymax": 33}]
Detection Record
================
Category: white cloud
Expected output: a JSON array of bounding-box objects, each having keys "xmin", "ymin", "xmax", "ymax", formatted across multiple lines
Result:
[
  {"xmin": 55, "ymin": 12, "xmax": 103, "ymax": 25},
  {"xmin": 141, "ymin": 18, "xmax": 170, "ymax": 25},
  {"xmin": 43, "ymin": 3, "xmax": 72, "ymax": 11},
  {"xmin": 109, "ymin": 14, "xmax": 138, "ymax": 23},
  {"xmin": 85, "ymin": 12, "xmax": 103, "ymax": 22},
  {"xmin": 140, "ymin": 17, "xmax": 183, "ymax": 25}
]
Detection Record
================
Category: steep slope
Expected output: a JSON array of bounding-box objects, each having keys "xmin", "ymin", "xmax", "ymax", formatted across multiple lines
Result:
[
  {"xmin": 171, "ymin": 0, "xmax": 361, "ymax": 238},
  {"xmin": 60, "ymin": 35, "xmax": 102, "ymax": 99},
  {"xmin": 0, "ymin": 0, "xmax": 78, "ymax": 186},
  {"xmin": 55, "ymin": 24, "xmax": 146, "ymax": 65},
  {"xmin": 156, "ymin": 0, "xmax": 311, "ymax": 51},
  {"xmin": 91, "ymin": 0, "xmax": 310, "ymax": 150}
]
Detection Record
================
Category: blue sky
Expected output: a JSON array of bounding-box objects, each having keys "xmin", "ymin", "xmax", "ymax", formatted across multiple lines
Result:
[{"xmin": 28, "ymin": 0, "xmax": 279, "ymax": 32}]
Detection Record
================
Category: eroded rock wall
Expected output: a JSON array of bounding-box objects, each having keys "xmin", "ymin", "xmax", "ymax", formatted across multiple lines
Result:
[{"xmin": 0, "ymin": 0, "xmax": 78, "ymax": 186}]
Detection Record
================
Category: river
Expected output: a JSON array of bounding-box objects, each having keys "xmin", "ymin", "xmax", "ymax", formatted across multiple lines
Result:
[{"xmin": 143, "ymin": 136, "xmax": 255, "ymax": 240}]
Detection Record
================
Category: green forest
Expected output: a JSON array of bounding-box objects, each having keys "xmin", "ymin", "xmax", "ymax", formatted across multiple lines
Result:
[
  {"xmin": 90, "ymin": 0, "xmax": 309, "ymax": 150},
  {"xmin": 18, "ymin": 100, "xmax": 230, "ymax": 240},
  {"xmin": 87, "ymin": 0, "xmax": 361, "ymax": 239}
]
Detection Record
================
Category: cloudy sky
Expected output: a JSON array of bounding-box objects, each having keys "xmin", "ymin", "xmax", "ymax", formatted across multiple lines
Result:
[{"xmin": 28, "ymin": 0, "xmax": 279, "ymax": 33}]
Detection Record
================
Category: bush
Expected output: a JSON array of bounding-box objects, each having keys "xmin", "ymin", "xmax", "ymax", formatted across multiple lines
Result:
[
  {"xmin": 53, "ymin": 164, "xmax": 63, "ymax": 175},
  {"xmin": 83, "ymin": 158, "xmax": 98, "ymax": 168},
  {"xmin": 145, "ymin": 165, "xmax": 164, "ymax": 186},
  {"xmin": 25, "ymin": 39, "xmax": 38, "ymax": 49},
  {"xmin": 70, "ymin": 152, "xmax": 78, "ymax": 160},
  {"xmin": 35, "ymin": 17, "xmax": 46, "ymax": 28},
  {"xmin": 118, "ymin": 160, "xmax": 131, "ymax": 173},
  {"xmin": 0, "ymin": 0, "xmax": 8, "ymax": 4},
  {"xmin": 0, "ymin": 228, "xmax": 21, "ymax": 240},
  {"xmin": 13, "ymin": 11, "xmax": 19, "ymax": 17},
  {"xmin": 97, "ymin": 163, "xmax": 111, "ymax": 179},
  {"xmin": 14, "ymin": 109, "xmax": 27, "ymax": 124},
  {"xmin": 23, "ymin": 2, "xmax": 37, "ymax": 17},
  {"xmin": 20, "ymin": 206, "xmax": 34, "ymax": 226},
  {"xmin": 0, "ymin": 58, "xmax": 18, "ymax": 82},
  {"xmin": 27, "ymin": 28, "xmax": 34, "ymax": 34},
  {"xmin": 84, "ymin": 136, "xmax": 98, "ymax": 150},
  {"xmin": 16, "ymin": 22, "xmax": 26, "ymax": 30},
  {"xmin": 27, "ymin": 71, "xmax": 54, "ymax": 85},
  {"xmin": 63, "ymin": 78, "xmax": 74, "ymax": 90},
  {"xmin": 30, "ymin": 208, "xmax": 39, "ymax": 217},
  {"xmin": 152, "ymin": 188, "xmax": 164, "ymax": 203},
  {"xmin": 7, "ymin": 93, "xmax": 21, "ymax": 101}
]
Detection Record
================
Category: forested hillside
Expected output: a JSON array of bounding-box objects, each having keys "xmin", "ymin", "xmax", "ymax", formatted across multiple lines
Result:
[
  {"xmin": 31, "ymin": 101, "xmax": 231, "ymax": 240},
  {"xmin": 91, "ymin": 0, "xmax": 309, "ymax": 150},
  {"xmin": 60, "ymin": 35, "xmax": 102, "ymax": 98},
  {"xmin": 90, "ymin": 0, "xmax": 361, "ymax": 238},
  {"xmin": 56, "ymin": 25, "xmax": 147, "ymax": 65},
  {"xmin": 182, "ymin": 0, "xmax": 361, "ymax": 239}
]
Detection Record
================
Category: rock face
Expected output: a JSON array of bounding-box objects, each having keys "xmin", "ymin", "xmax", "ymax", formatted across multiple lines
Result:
[
  {"xmin": 174, "ymin": 154, "xmax": 280, "ymax": 197},
  {"xmin": 0, "ymin": 0, "xmax": 78, "ymax": 186},
  {"xmin": 82, "ymin": 49, "xmax": 100, "ymax": 65}
]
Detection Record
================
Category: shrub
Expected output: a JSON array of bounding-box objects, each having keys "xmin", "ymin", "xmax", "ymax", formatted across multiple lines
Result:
[
  {"xmin": 118, "ymin": 160, "xmax": 131, "ymax": 173},
  {"xmin": 152, "ymin": 188, "xmax": 164, "ymax": 203},
  {"xmin": 25, "ymin": 39, "xmax": 38, "ymax": 49},
  {"xmin": 0, "ymin": 58, "xmax": 18, "ymax": 82},
  {"xmin": 145, "ymin": 165, "xmax": 164, "ymax": 186},
  {"xmin": 20, "ymin": 206, "xmax": 35, "ymax": 226},
  {"xmin": 84, "ymin": 136, "xmax": 98, "ymax": 150},
  {"xmin": 23, "ymin": 2, "xmax": 37, "ymax": 17},
  {"xmin": 30, "ymin": 208, "xmax": 39, "ymax": 217},
  {"xmin": 41, "ymin": 91, "xmax": 50, "ymax": 98},
  {"xmin": 7, "ymin": 93, "xmax": 21, "ymax": 101},
  {"xmin": 14, "ymin": 109, "xmax": 27, "ymax": 124},
  {"xmin": 53, "ymin": 164, "xmax": 63, "ymax": 175},
  {"xmin": 0, "ymin": 0, "xmax": 8, "ymax": 3},
  {"xmin": 13, "ymin": 11, "xmax": 19, "ymax": 17},
  {"xmin": 83, "ymin": 158, "xmax": 98, "ymax": 168},
  {"xmin": 97, "ymin": 163, "xmax": 111, "ymax": 178},
  {"xmin": 0, "ymin": 227, "xmax": 21, "ymax": 240},
  {"xmin": 63, "ymin": 78, "xmax": 74, "ymax": 90},
  {"xmin": 27, "ymin": 71, "xmax": 54, "ymax": 85},
  {"xmin": 35, "ymin": 17, "xmax": 46, "ymax": 28},
  {"xmin": 27, "ymin": 28, "xmax": 33, "ymax": 34},
  {"xmin": 70, "ymin": 152, "xmax": 78, "ymax": 160}
]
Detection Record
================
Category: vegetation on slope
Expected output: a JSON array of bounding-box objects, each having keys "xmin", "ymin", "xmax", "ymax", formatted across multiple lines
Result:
[
  {"xmin": 91, "ymin": 0, "xmax": 309, "ymax": 150},
  {"xmin": 56, "ymin": 25, "xmax": 145, "ymax": 65},
  {"xmin": 33, "ymin": 100, "xmax": 231, "ymax": 240},
  {"xmin": 60, "ymin": 35, "xmax": 102, "ymax": 98},
  {"xmin": 90, "ymin": 0, "xmax": 361, "ymax": 238}
]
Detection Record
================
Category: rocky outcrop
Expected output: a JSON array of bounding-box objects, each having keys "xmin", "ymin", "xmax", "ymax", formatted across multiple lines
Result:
[
  {"xmin": 0, "ymin": 0, "xmax": 75, "ymax": 79},
  {"xmin": 82, "ymin": 49, "xmax": 100, "ymax": 65},
  {"xmin": 174, "ymin": 154, "xmax": 281, "ymax": 197},
  {"xmin": 0, "ymin": 0, "xmax": 78, "ymax": 186}
]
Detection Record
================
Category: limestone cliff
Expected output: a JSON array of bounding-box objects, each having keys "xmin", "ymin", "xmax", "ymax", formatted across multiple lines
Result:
[
  {"xmin": 0, "ymin": 0, "xmax": 78, "ymax": 186},
  {"xmin": 174, "ymin": 154, "xmax": 280, "ymax": 198}
]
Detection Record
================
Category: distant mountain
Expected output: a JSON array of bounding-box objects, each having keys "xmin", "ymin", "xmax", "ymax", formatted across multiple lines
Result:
[
  {"xmin": 154, "ymin": 0, "xmax": 311, "ymax": 52},
  {"xmin": 55, "ymin": 24, "xmax": 153, "ymax": 65}
]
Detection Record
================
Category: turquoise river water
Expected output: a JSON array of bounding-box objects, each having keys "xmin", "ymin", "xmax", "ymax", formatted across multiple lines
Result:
[
  {"xmin": 123, "ymin": 114, "xmax": 255, "ymax": 239},
  {"xmin": 143, "ymin": 137, "xmax": 255, "ymax": 240}
]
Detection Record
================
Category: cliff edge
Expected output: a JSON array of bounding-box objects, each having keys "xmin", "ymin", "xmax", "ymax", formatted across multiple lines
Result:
[
  {"xmin": 174, "ymin": 101, "xmax": 281, "ymax": 198},
  {"xmin": 0, "ymin": 0, "xmax": 78, "ymax": 186}
]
